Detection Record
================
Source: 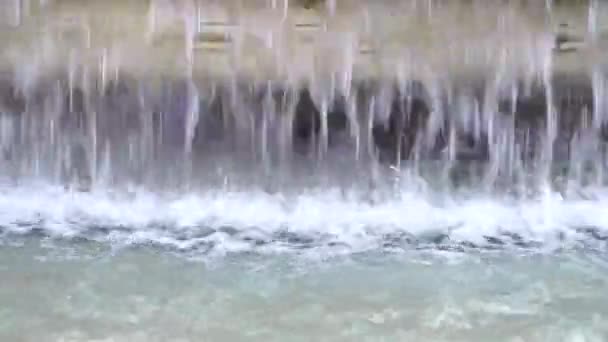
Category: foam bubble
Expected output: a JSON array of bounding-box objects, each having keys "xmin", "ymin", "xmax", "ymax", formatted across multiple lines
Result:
[{"xmin": 0, "ymin": 182, "xmax": 607, "ymax": 257}]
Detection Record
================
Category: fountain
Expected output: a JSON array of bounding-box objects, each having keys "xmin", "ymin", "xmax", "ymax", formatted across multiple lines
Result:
[
  {"xmin": 2, "ymin": 3, "xmax": 608, "ymax": 341},
  {"xmin": 0, "ymin": 0, "xmax": 604, "ymax": 195}
]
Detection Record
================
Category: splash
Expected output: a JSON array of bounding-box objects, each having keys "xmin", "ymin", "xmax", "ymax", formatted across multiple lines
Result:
[
  {"xmin": 0, "ymin": 0, "xmax": 607, "ymax": 254},
  {"xmin": 0, "ymin": 183, "xmax": 608, "ymax": 257}
]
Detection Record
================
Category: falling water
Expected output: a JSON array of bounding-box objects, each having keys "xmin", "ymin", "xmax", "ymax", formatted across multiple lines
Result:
[
  {"xmin": 0, "ymin": 0, "xmax": 601, "ymax": 194},
  {"xmin": 0, "ymin": 0, "xmax": 606, "ymax": 242},
  {"xmin": 1, "ymin": 1, "xmax": 608, "ymax": 341}
]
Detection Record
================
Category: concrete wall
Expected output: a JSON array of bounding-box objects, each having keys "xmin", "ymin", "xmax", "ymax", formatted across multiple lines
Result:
[{"xmin": 0, "ymin": 0, "xmax": 604, "ymax": 82}]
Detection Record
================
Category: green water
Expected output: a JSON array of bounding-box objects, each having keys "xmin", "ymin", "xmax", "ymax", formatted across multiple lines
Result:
[{"xmin": 1, "ymin": 239, "xmax": 607, "ymax": 342}]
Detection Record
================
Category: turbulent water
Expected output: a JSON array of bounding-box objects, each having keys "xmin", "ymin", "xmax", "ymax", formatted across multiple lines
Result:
[{"xmin": 1, "ymin": 0, "xmax": 608, "ymax": 341}]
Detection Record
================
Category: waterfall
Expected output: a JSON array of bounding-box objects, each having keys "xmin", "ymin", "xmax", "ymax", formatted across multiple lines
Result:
[{"xmin": 0, "ymin": 0, "xmax": 605, "ymax": 195}]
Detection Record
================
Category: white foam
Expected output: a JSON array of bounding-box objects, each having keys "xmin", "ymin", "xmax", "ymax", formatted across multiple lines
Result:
[{"xmin": 0, "ymin": 182, "xmax": 607, "ymax": 256}]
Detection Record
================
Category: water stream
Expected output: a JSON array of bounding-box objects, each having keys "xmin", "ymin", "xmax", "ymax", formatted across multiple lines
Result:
[{"xmin": 0, "ymin": 1, "xmax": 607, "ymax": 341}]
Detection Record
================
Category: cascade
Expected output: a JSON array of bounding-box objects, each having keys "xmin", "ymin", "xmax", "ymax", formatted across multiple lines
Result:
[{"xmin": 0, "ymin": 0, "xmax": 605, "ymax": 196}]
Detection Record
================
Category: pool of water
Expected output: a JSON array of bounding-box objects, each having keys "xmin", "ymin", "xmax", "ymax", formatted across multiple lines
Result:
[
  {"xmin": 0, "ymin": 185, "xmax": 607, "ymax": 341},
  {"xmin": 1, "ymin": 239, "xmax": 607, "ymax": 342}
]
